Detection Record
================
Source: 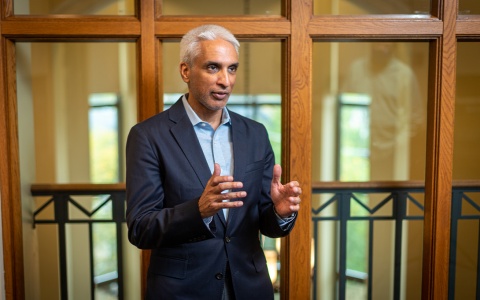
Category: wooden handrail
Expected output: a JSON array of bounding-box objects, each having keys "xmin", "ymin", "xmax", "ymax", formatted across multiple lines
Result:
[
  {"xmin": 312, "ymin": 180, "xmax": 480, "ymax": 191},
  {"xmin": 30, "ymin": 180, "xmax": 480, "ymax": 196},
  {"xmin": 31, "ymin": 183, "xmax": 126, "ymax": 196}
]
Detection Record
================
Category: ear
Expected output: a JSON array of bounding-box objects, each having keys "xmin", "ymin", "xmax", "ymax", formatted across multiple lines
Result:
[{"xmin": 180, "ymin": 62, "xmax": 190, "ymax": 83}]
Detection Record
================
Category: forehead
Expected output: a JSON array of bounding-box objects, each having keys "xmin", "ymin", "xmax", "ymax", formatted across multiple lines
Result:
[{"xmin": 195, "ymin": 39, "xmax": 238, "ymax": 64}]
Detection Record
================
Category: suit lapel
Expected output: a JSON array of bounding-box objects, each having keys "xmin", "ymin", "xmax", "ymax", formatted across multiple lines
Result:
[
  {"xmin": 169, "ymin": 98, "xmax": 228, "ymax": 226},
  {"xmin": 226, "ymin": 111, "xmax": 248, "ymax": 227},
  {"xmin": 169, "ymin": 99, "xmax": 211, "ymax": 188}
]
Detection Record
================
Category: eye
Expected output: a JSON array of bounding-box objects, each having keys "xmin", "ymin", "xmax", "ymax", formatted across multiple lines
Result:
[
  {"xmin": 228, "ymin": 65, "xmax": 238, "ymax": 73},
  {"xmin": 207, "ymin": 65, "xmax": 218, "ymax": 72}
]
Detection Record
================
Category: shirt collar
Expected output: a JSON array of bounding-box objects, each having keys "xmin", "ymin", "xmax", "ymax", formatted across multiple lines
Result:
[{"xmin": 182, "ymin": 94, "xmax": 231, "ymax": 126}]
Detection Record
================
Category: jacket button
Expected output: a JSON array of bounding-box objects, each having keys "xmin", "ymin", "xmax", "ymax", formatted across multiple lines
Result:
[
  {"xmin": 215, "ymin": 273, "xmax": 224, "ymax": 280},
  {"xmin": 225, "ymin": 236, "xmax": 231, "ymax": 243}
]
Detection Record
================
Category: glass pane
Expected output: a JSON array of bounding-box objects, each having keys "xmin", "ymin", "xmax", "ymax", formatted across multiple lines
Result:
[
  {"xmin": 313, "ymin": 42, "xmax": 428, "ymax": 182},
  {"xmin": 312, "ymin": 41, "xmax": 428, "ymax": 299},
  {"xmin": 14, "ymin": 0, "xmax": 135, "ymax": 15},
  {"xmin": 314, "ymin": 0, "xmax": 431, "ymax": 15},
  {"xmin": 163, "ymin": 40, "xmax": 283, "ymax": 296},
  {"xmin": 16, "ymin": 42, "xmax": 139, "ymax": 299},
  {"xmin": 162, "ymin": 0, "xmax": 281, "ymax": 16},
  {"xmin": 454, "ymin": 42, "xmax": 480, "ymax": 181},
  {"xmin": 451, "ymin": 42, "xmax": 480, "ymax": 300},
  {"xmin": 459, "ymin": 0, "xmax": 480, "ymax": 15}
]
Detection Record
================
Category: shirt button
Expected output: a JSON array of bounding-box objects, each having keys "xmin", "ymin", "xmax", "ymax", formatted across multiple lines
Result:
[
  {"xmin": 215, "ymin": 273, "xmax": 224, "ymax": 280},
  {"xmin": 225, "ymin": 236, "xmax": 231, "ymax": 243}
]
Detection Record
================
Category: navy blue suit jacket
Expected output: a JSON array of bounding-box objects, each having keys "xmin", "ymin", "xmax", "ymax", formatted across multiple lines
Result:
[{"xmin": 126, "ymin": 98, "xmax": 296, "ymax": 299}]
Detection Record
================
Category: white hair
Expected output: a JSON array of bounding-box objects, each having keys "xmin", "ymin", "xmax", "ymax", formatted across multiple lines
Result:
[{"xmin": 180, "ymin": 24, "xmax": 240, "ymax": 66}]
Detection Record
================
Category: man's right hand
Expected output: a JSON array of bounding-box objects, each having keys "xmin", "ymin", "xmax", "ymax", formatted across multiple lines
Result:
[{"xmin": 198, "ymin": 163, "xmax": 246, "ymax": 218}]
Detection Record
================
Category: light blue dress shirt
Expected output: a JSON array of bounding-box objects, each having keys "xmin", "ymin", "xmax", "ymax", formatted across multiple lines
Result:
[{"xmin": 182, "ymin": 95, "xmax": 295, "ymax": 228}]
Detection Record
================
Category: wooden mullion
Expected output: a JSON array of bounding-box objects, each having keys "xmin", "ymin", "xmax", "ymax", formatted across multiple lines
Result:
[
  {"xmin": 0, "ymin": 35, "xmax": 24, "ymax": 300},
  {"xmin": 308, "ymin": 17, "xmax": 443, "ymax": 37},
  {"xmin": 281, "ymin": 0, "xmax": 312, "ymax": 299},
  {"xmin": 155, "ymin": 20, "xmax": 291, "ymax": 38},
  {"xmin": 137, "ymin": 0, "xmax": 157, "ymax": 121},
  {"xmin": 1, "ymin": 18, "xmax": 140, "ymax": 38},
  {"xmin": 137, "ymin": 1, "xmax": 157, "ymax": 297},
  {"xmin": 422, "ymin": 0, "xmax": 457, "ymax": 299},
  {"xmin": 457, "ymin": 16, "xmax": 480, "ymax": 37}
]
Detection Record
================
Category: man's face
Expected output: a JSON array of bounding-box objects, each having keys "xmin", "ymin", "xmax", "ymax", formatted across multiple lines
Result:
[{"xmin": 180, "ymin": 39, "xmax": 239, "ymax": 114}]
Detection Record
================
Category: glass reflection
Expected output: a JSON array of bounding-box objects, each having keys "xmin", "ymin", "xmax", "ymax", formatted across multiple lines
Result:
[
  {"xmin": 162, "ymin": 0, "xmax": 281, "ymax": 15},
  {"xmin": 312, "ymin": 41, "xmax": 428, "ymax": 300},
  {"xmin": 454, "ymin": 42, "xmax": 480, "ymax": 180},
  {"xmin": 16, "ymin": 42, "xmax": 138, "ymax": 300},
  {"xmin": 459, "ymin": 0, "xmax": 480, "ymax": 15},
  {"xmin": 313, "ymin": 42, "xmax": 428, "ymax": 183},
  {"xmin": 14, "ymin": 0, "xmax": 135, "ymax": 15},
  {"xmin": 451, "ymin": 42, "xmax": 480, "ymax": 300},
  {"xmin": 314, "ymin": 0, "xmax": 430, "ymax": 15}
]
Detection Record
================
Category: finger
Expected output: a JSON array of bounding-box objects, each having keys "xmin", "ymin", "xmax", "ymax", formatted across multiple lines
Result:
[
  {"xmin": 213, "ymin": 163, "xmax": 221, "ymax": 176},
  {"xmin": 217, "ymin": 181, "xmax": 243, "ymax": 191},
  {"xmin": 289, "ymin": 204, "xmax": 300, "ymax": 212},
  {"xmin": 272, "ymin": 164, "xmax": 282, "ymax": 184},
  {"xmin": 220, "ymin": 200, "xmax": 244, "ymax": 208},
  {"xmin": 216, "ymin": 190, "xmax": 247, "ymax": 202}
]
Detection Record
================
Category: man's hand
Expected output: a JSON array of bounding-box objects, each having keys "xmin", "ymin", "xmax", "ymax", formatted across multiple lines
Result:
[
  {"xmin": 271, "ymin": 164, "xmax": 302, "ymax": 218},
  {"xmin": 198, "ymin": 163, "xmax": 246, "ymax": 218}
]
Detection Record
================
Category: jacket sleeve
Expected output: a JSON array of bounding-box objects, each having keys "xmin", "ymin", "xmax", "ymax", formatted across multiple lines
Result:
[
  {"xmin": 125, "ymin": 124, "xmax": 214, "ymax": 249},
  {"xmin": 257, "ymin": 125, "xmax": 297, "ymax": 238}
]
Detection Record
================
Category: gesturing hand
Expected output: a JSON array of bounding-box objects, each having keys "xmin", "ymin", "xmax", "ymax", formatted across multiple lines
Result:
[
  {"xmin": 198, "ymin": 163, "xmax": 246, "ymax": 218},
  {"xmin": 270, "ymin": 164, "xmax": 302, "ymax": 218}
]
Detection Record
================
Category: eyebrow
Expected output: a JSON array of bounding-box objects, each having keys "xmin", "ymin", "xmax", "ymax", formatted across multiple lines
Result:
[{"xmin": 204, "ymin": 61, "xmax": 239, "ymax": 68}]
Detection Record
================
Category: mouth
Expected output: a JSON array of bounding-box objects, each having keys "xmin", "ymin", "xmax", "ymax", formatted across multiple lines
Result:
[{"xmin": 212, "ymin": 91, "xmax": 229, "ymax": 100}]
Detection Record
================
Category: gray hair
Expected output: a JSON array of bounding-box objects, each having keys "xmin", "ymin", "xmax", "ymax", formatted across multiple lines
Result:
[{"xmin": 180, "ymin": 24, "xmax": 240, "ymax": 66}]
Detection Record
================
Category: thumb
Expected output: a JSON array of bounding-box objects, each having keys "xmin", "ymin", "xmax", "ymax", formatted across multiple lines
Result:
[
  {"xmin": 272, "ymin": 164, "xmax": 282, "ymax": 184},
  {"xmin": 213, "ymin": 163, "xmax": 222, "ymax": 176}
]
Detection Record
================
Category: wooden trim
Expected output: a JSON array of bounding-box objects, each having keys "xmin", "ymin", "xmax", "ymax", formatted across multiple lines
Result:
[
  {"xmin": 0, "ymin": 36, "xmax": 24, "ymax": 300},
  {"xmin": 457, "ymin": 17, "xmax": 480, "ymax": 36},
  {"xmin": 137, "ymin": 0, "xmax": 157, "ymax": 121},
  {"xmin": 308, "ymin": 17, "xmax": 443, "ymax": 37},
  {"xmin": 30, "ymin": 183, "xmax": 126, "ymax": 194},
  {"xmin": 281, "ymin": 0, "xmax": 312, "ymax": 299},
  {"xmin": 422, "ymin": 0, "xmax": 457, "ymax": 298},
  {"xmin": 0, "ymin": 0, "xmax": 478, "ymax": 299},
  {"xmin": 155, "ymin": 20, "xmax": 291, "ymax": 38},
  {"xmin": 1, "ymin": 18, "xmax": 140, "ymax": 38}
]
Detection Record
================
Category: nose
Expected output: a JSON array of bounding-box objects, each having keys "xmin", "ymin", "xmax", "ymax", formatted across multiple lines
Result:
[{"xmin": 217, "ymin": 68, "xmax": 232, "ymax": 88}]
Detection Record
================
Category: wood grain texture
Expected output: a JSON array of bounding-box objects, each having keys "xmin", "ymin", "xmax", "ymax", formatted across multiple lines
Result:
[
  {"xmin": 422, "ymin": 0, "xmax": 457, "ymax": 298},
  {"xmin": 155, "ymin": 20, "xmax": 291, "ymax": 38},
  {"xmin": 281, "ymin": 0, "xmax": 312, "ymax": 299},
  {"xmin": 309, "ymin": 17, "xmax": 443, "ymax": 37},
  {"xmin": 0, "ymin": 0, "xmax": 478, "ymax": 299},
  {"xmin": 0, "ymin": 36, "xmax": 24, "ymax": 300},
  {"xmin": 1, "ymin": 17, "xmax": 140, "ymax": 38}
]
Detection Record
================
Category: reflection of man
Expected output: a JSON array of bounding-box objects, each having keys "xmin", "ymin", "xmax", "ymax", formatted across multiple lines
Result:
[
  {"xmin": 126, "ymin": 25, "xmax": 301, "ymax": 300},
  {"xmin": 342, "ymin": 43, "xmax": 423, "ymax": 179}
]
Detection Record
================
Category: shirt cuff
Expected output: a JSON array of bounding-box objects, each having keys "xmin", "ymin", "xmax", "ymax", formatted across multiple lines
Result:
[{"xmin": 274, "ymin": 209, "xmax": 296, "ymax": 230}]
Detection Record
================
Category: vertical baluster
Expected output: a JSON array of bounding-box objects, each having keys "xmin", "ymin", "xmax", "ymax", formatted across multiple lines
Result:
[
  {"xmin": 448, "ymin": 191, "xmax": 462, "ymax": 300},
  {"xmin": 338, "ymin": 192, "xmax": 350, "ymax": 300},
  {"xmin": 113, "ymin": 192, "xmax": 125, "ymax": 300},
  {"xmin": 393, "ymin": 192, "xmax": 407, "ymax": 300},
  {"xmin": 56, "ymin": 194, "xmax": 69, "ymax": 300},
  {"xmin": 89, "ymin": 218, "xmax": 95, "ymax": 299}
]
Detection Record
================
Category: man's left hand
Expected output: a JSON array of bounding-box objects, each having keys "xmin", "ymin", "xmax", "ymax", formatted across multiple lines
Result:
[{"xmin": 270, "ymin": 164, "xmax": 302, "ymax": 218}]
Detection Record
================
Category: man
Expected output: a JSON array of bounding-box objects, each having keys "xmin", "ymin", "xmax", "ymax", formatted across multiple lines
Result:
[{"xmin": 126, "ymin": 24, "xmax": 301, "ymax": 300}]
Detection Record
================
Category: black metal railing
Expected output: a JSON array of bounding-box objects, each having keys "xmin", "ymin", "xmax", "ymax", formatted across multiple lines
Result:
[
  {"xmin": 31, "ymin": 184, "xmax": 126, "ymax": 300},
  {"xmin": 31, "ymin": 180, "xmax": 480, "ymax": 300},
  {"xmin": 312, "ymin": 180, "xmax": 480, "ymax": 300}
]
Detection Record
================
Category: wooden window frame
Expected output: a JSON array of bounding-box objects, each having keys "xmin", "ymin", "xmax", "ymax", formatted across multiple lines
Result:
[{"xmin": 0, "ymin": 0, "xmax": 479, "ymax": 299}]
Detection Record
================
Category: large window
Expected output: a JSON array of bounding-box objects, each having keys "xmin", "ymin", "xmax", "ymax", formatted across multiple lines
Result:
[{"xmin": 1, "ymin": 1, "xmax": 478, "ymax": 299}]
